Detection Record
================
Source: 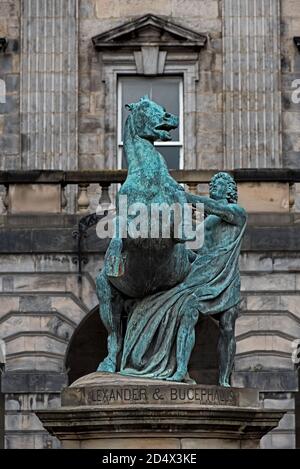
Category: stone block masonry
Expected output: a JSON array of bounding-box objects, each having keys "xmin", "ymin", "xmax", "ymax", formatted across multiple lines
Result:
[
  {"xmin": 20, "ymin": 0, "xmax": 78, "ymax": 171},
  {"xmin": 0, "ymin": 0, "xmax": 21, "ymax": 170},
  {"xmin": 222, "ymin": 0, "xmax": 282, "ymax": 168}
]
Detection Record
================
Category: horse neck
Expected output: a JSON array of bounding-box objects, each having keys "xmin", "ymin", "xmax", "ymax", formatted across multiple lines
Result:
[{"xmin": 124, "ymin": 116, "xmax": 158, "ymax": 175}]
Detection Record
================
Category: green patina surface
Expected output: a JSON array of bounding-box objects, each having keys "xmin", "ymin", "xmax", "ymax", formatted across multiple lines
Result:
[{"xmin": 96, "ymin": 96, "xmax": 247, "ymax": 386}]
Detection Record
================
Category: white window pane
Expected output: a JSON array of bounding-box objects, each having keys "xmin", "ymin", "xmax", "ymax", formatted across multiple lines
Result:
[
  {"xmin": 120, "ymin": 77, "xmax": 180, "ymax": 142},
  {"xmin": 122, "ymin": 146, "xmax": 180, "ymax": 170},
  {"xmin": 152, "ymin": 78, "xmax": 180, "ymax": 121},
  {"xmin": 156, "ymin": 146, "xmax": 180, "ymax": 169},
  {"xmin": 121, "ymin": 78, "xmax": 149, "ymax": 134}
]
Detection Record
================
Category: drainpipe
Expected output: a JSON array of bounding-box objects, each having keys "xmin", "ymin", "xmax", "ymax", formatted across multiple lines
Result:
[
  {"xmin": 296, "ymin": 367, "xmax": 300, "ymax": 449},
  {"xmin": 0, "ymin": 340, "xmax": 6, "ymax": 449}
]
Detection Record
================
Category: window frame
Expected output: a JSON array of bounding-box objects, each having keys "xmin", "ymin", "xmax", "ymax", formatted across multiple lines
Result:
[
  {"xmin": 117, "ymin": 76, "xmax": 184, "ymax": 170},
  {"xmin": 98, "ymin": 55, "xmax": 200, "ymax": 171}
]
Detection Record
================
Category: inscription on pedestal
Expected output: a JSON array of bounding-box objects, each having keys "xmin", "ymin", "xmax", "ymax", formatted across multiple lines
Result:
[{"xmin": 62, "ymin": 384, "xmax": 258, "ymax": 408}]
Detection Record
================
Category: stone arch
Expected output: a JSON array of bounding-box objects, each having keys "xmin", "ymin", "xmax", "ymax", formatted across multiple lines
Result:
[
  {"xmin": 64, "ymin": 304, "xmax": 219, "ymax": 385},
  {"xmin": 65, "ymin": 306, "xmax": 107, "ymax": 385}
]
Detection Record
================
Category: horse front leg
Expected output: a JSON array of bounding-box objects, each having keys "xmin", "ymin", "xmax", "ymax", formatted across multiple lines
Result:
[
  {"xmin": 96, "ymin": 269, "xmax": 123, "ymax": 372},
  {"xmin": 172, "ymin": 189, "xmax": 195, "ymax": 244}
]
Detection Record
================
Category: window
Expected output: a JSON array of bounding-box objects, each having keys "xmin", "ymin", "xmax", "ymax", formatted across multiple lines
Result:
[{"xmin": 118, "ymin": 76, "xmax": 183, "ymax": 170}]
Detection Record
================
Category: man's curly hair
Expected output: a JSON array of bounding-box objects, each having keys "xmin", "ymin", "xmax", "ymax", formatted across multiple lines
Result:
[{"xmin": 209, "ymin": 172, "xmax": 238, "ymax": 203}]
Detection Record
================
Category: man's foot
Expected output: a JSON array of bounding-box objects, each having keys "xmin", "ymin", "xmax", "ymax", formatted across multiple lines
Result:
[
  {"xmin": 219, "ymin": 380, "xmax": 231, "ymax": 387},
  {"xmin": 183, "ymin": 372, "xmax": 196, "ymax": 384},
  {"xmin": 166, "ymin": 369, "xmax": 186, "ymax": 382}
]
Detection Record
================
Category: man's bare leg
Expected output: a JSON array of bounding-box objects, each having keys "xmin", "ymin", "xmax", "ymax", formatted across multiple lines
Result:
[
  {"xmin": 96, "ymin": 270, "xmax": 123, "ymax": 372},
  {"xmin": 218, "ymin": 306, "xmax": 239, "ymax": 387}
]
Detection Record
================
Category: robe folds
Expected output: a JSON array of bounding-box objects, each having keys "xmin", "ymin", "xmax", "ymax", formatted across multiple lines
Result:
[{"xmin": 120, "ymin": 219, "xmax": 247, "ymax": 379}]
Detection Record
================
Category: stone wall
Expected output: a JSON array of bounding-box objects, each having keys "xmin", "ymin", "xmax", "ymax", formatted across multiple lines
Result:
[
  {"xmin": 222, "ymin": 0, "xmax": 282, "ymax": 168},
  {"xmin": 20, "ymin": 0, "xmax": 78, "ymax": 170},
  {"xmin": 281, "ymin": 0, "xmax": 300, "ymax": 168},
  {"xmin": 0, "ymin": 216, "xmax": 299, "ymax": 448},
  {"xmin": 78, "ymin": 0, "xmax": 223, "ymax": 170},
  {"xmin": 0, "ymin": 0, "xmax": 300, "ymax": 451},
  {"xmin": 0, "ymin": 0, "xmax": 20, "ymax": 170},
  {"xmin": 1, "ymin": 0, "xmax": 300, "ymax": 172}
]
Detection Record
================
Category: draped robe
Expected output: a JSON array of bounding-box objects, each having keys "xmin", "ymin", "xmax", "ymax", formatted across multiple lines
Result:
[{"xmin": 120, "ymin": 216, "xmax": 246, "ymax": 379}]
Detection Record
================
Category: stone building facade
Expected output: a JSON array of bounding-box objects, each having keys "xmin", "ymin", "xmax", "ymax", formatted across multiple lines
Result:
[{"xmin": 0, "ymin": 0, "xmax": 300, "ymax": 449}]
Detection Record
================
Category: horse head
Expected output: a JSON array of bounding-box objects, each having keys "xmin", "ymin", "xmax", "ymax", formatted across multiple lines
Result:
[{"xmin": 125, "ymin": 96, "xmax": 179, "ymax": 143}]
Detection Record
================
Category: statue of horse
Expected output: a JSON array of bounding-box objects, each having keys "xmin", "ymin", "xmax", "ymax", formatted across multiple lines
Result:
[{"xmin": 96, "ymin": 96, "xmax": 194, "ymax": 373}]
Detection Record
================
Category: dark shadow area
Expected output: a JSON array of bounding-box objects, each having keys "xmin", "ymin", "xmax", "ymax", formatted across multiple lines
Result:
[
  {"xmin": 66, "ymin": 308, "xmax": 107, "ymax": 385},
  {"xmin": 189, "ymin": 316, "xmax": 219, "ymax": 385}
]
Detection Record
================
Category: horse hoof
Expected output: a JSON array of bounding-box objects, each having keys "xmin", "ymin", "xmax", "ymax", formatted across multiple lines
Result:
[{"xmin": 106, "ymin": 256, "xmax": 125, "ymax": 277}]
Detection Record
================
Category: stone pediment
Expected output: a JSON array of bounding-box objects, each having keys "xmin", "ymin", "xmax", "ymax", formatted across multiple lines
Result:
[{"xmin": 92, "ymin": 14, "xmax": 207, "ymax": 51}]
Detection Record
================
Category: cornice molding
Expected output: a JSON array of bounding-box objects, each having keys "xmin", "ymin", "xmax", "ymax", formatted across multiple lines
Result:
[{"xmin": 92, "ymin": 14, "xmax": 207, "ymax": 51}]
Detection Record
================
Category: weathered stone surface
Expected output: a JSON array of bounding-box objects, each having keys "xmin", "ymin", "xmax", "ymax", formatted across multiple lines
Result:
[
  {"xmin": 51, "ymin": 297, "xmax": 87, "ymax": 325},
  {"xmin": 8, "ymin": 184, "xmax": 61, "ymax": 214},
  {"xmin": 2, "ymin": 274, "xmax": 67, "ymax": 293},
  {"xmin": 242, "ymin": 226, "xmax": 300, "ymax": 251},
  {"xmin": 2, "ymin": 372, "xmax": 67, "ymax": 393},
  {"xmin": 81, "ymin": 437, "xmax": 181, "ymax": 449},
  {"xmin": 281, "ymin": 0, "xmax": 300, "ymax": 169},
  {"xmin": 19, "ymin": 296, "xmax": 51, "ymax": 312},
  {"xmin": 2, "ymin": 223, "xmax": 300, "ymax": 255},
  {"xmin": 275, "ymin": 412, "xmax": 295, "ymax": 430},
  {"xmin": 6, "ymin": 355, "xmax": 64, "ymax": 373},
  {"xmin": 236, "ymin": 335, "xmax": 292, "ymax": 356},
  {"xmin": 5, "ymin": 335, "xmax": 67, "ymax": 357},
  {"xmin": 0, "ymin": 296, "xmax": 19, "ymax": 318},
  {"xmin": 180, "ymin": 438, "xmax": 244, "ymax": 449},
  {"xmin": 238, "ymin": 183, "xmax": 290, "ymax": 213},
  {"xmin": 232, "ymin": 371, "xmax": 298, "ymax": 392},
  {"xmin": 235, "ymin": 354, "xmax": 294, "ymax": 372},
  {"xmin": 37, "ymin": 400, "xmax": 284, "ymax": 449},
  {"xmin": 6, "ymin": 413, "xmax": 45, "ymax": 432},
  {"xmin": 0, "ymin": 135, "xmax": 19, "ymax": 154},
  {"xmin": 223, "ymin": 0, "xmax": 282, "ymax": 168},
  {"xmin": 0, "ymin": 1, "xmax": 20, "ymax": 171},
  {"xmin": 62, "ymin": 372, "xmax": 259, "ymax": 408},
  {"xmin": 236, "ymin": 312, "xmax": 300, "ymax": 339},
  {"xmin": 172, "ymin": 0, "xmax": 219, "ymax": 18},
  {"xmin": 3, "ymin": 391, "xmax": 62, "ymax": 449},
  {"xmin": 261, "ymin": 432, "xmax": 295, "ymax": 449},
  {"xmin": 241, "ymin": 273, "xmax": 296, "ymax": 292},
  {"xmin": 20, "ymin": 0, "xmax": 78, "ymax": 174},
  {"xmin": 263, "ymin": 397, "xmax": 295, "ymax": 410}
]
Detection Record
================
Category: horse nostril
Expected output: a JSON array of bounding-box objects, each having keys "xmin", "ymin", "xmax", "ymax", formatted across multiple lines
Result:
[{"xmin": 164, "ymin": 113, "xmax": 171, "ymax": 119}]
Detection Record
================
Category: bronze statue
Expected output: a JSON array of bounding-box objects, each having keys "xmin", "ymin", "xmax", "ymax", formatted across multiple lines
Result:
[{"xmin": 96, "ymin": 97, "xmax": 247, "ymax": 386}]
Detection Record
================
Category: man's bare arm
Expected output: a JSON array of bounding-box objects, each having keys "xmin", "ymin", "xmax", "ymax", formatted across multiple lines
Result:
[{"xmin": 185, "ymin": 192, "xmax": 246, "ymax": 226}]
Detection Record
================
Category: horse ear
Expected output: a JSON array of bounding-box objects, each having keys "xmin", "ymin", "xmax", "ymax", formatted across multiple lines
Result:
[
  {"xmin": 140, "ymin": 95, "xmax": 149, "ymax": 101},
  {"xmin": 125, "ymin": 103, "xmax": 134, "ymax": 111}
]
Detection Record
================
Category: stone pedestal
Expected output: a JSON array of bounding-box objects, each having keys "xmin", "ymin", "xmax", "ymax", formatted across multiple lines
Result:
[{"xmin": 37, "ymin": 373, "xmax": 285, "ymax": 449}]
